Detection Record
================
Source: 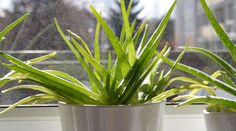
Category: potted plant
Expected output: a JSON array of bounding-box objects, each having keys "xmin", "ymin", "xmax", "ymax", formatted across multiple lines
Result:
[
  {"xmin": 0, "ymin": 0, "xmax": 190, "ymax": 131},
  {"xmin": 161, "ymin": 0, "xmax": 236, "ymax": 131}
]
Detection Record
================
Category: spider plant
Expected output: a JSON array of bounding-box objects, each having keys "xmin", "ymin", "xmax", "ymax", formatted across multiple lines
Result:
[
  {"xmin": 162, "ymin": 0, "xmax": 236, "ymax": 112},
  {"xmin": 0, "ymin": 0, "xmax": 188, "ymax": 114}
]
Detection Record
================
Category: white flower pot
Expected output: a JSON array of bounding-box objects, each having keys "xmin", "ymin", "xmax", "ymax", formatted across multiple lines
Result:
[
  {"xmin": 203, "ymin": 110, "xmax": 236, "ymax": 131},
  {"xmin": 59, "ymin": 102, "xmax": 165, "ymax": 131}
]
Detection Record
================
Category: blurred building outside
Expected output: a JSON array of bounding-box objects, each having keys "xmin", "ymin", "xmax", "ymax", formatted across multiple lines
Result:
[{"xmin": 175, "ymin": 0, "xmax": 236, "ymax": 51}]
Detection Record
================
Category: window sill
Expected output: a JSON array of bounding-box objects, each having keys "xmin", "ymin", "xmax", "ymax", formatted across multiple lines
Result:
[{"xmin": 0, "ymin": 105, "xmax": 207, "ymax": 131}]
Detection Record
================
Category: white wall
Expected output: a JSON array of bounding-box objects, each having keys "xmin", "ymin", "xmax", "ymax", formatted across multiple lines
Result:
[{"xmin": 0, "ymin": 105, "xmax": 207, "ymax": 131}]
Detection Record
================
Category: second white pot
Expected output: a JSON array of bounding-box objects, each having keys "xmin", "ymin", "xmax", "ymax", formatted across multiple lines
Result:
[{"xmin": 204, "ymin": 110, "xmax": 236, "ymax": 131}]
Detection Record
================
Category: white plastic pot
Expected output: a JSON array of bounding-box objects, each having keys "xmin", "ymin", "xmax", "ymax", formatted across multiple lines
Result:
[
  {"xmin": 59, "ymin": 102, "xmax": 165, "ymax": 131},
  {"xmin": 203, "ymin": 110, "xmax": 236, "ymax": 131}
]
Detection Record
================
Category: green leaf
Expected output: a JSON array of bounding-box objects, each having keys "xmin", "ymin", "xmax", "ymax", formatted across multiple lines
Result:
[
  {"xmin": 94, "ymin": 22, "xmax": 101, "ymax": 64},
  {"xmin": 104, "ymin": 72, "xmax": 111, "ymax": 99},
  {"xmin": 0, "ymin": 13, "xmax": 30, "ymax": 42},
  {"xmin": 44, "ymin": 70, "xmax": 86, "ymax": 88},
  {"xmin": 55, "ymin": 19, "xmax": 108, "ymax": 97},
  {"xmin": 26, "ymin": 52, "xmax": 57, "ymax": 64},
  {"xmin": 202, "ymin": 70, "xmax": 236, "ymax": 89},
  {"xmin": 161, "ymin": 56, "xmax": 236, "ymax": 96},
  {"xmin": 130, "ymin": 20, "xmax": 137, "ymax": 35},
  {"xmin": 54, "ymin": 18, "xmax": 85, "ymax": 65},
  {"xmin": 69, "ymin": 38, "xmax": 107, "ymax": 97},
  {"xmin": 178, "ymin": 96, "xmax": 236, "ymax": 109},
  {"xmin": 0, "ymin": 72, "xmax": 28, "ymax": 87},
  {"xmin": 90, "ymin": 6, "xmax": 131, "ymax": 76},
  {"xmin": 203, "ymin": 70, "xmax": 222, "ymax": 85},
  {"xmin": 119, "ymin": 0, "xmax": 134, "ymax": 45},
  {"xmin": 164, "ymin": 43, "xmax": 188, "ymax": 80},
  {"xmin": 120, "ymin": 0, "xmax": 136, "ymax": 64},
  {"xmin": 107, "ymin": 51, "xmax": 112, "ymax": 71},
  {"xmin": 150, "ymin": 86, "xmax": 192, "ymax": 102},
  {"xmin": 2, "ymin": 85, "xmax": 57, "ymax": 96},
  {"xmin": 120, "ymin": 25, "xmax": 126, "ymax": 44},
  {"xmin": 119, "ymin": 1, "xmax": 176, "ymax": 92},
  {"xmin": 221, "ymin": 71, "xmax": 236, "ymax": 88},
  {"xmin": 70, "ymin": 36, "xmax": 107, "ymax": 80},
  {"xmin": 137, "ymin": 25, "xmax": 149, "ymax": 55},
  {"xmin": 133, "ymin": 20, "xmax": 146, "ymax": 46},
  {"xmin": 117, "ymin": 45, "xmax": 170, "ymax": 104},
  {"xmin": 146, "ymin": 44, "xmax": 186, "ymax": 101},
  {"xmin": 200, "ymin": 0, "xmax": 236, "ymax": 61},
  {"xmin": 0, "ymin": 52, "xmax": 57, "ymax": 88},
  {"xmin": 182, "ymin": 47, "xmax": 236, "ymax": 78},
  {"xmin": 0, "ymin": 94, "xmax": 58, "ymax": 115},
  {"xmin": 69, "ymin": 31, "xmax": 93, "ymax": 56},
  {"xmin": 90, "ymin": 6, "xmax": 126, "ymax": 59},
  {"xmin": 131, "ymin": 1, "xmax": 176, "ymax": 87},
  {"xmin": 54, "ymin": 18, "xmax": 105, "ymax": 96},
  {"xmin": 127, "ymin": 0, "xmax": 134, "ymax": 17},
  {"xmin": 93, "ymin": 22, "xmax": 101, "ymax": 81},
  {"xmin": 168, "ymin": 77, "xmax": 204, "ymax": 86},
  {"xmin": 0, "ymin": 52, "xmax": 101, "ymax": 104},
  {"xmin": 167, "ymin": 76, "xmax": 216, "ymax": 96},
  {"xmin": 4, "ymin": 63, "xmax": 101, "ymax": 104},
  {"xmin": 138, "ymin": 0, "xmax": 176, "ymax": 60}
]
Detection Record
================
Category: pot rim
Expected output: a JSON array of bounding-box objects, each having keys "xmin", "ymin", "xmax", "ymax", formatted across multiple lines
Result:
[
  {"xmin": 58, "ymin": 101, "xmax": 165, "ymax": 108},
  {"xmin": 203, "ymin": 109, "xmax": 236, "ymax": 115}
]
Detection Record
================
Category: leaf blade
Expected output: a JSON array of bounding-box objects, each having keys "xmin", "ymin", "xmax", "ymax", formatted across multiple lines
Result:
[
  {"xmin": 200, "ymin": 0, "xmax": 236, "ymax": 61},
  {"xmin": 0, "ymin": 13, "xmax": 30, "ymax": 41}
]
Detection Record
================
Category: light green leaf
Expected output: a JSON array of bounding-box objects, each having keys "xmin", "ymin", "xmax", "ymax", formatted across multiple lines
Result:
[
  {"xmin": 138, "ymin": 0, "xmax": 176, "ymax": 60},
  {"xmin": 70, "ymin": 36, "xmax": 107, "ymax": 80},
  {"xmin": 133, "ymin": 20, "xmax": 146, "ymax": 46},
  {"xmin": 120, "ymin": 0, "xmax": 136, "ymax": 64},
  {"xmin": 130, "ymin": 20, "xmax": 137, "ymax": 35},
  {"xmin": 2, "ymin": 85, "xmax": 57, "ymax": 96},
  {"xmin": 0, "ymin": 72, "xmax": 28, "ymax": 87},
  {"xmin": 26, "ymin": 52, "xmax": 57, "ymax": 64},
  {"xmin": 0, "ymin": 52, "xmax": 57, "ymax": 87},
  {"xmin": 69, "ymin": 37, "xmax": 106, "ymax": 97},
  {"xmin": 94, "ymin": 22, "xmax": 101, "ymax": 64},
  {"xmin": 90, "ymin": 6, "xmax": 131, "ymax": 76},
  {"xmin": 221, "ymin": 71, "xmax": 236, "ymax": 88},
  {"xmin": 161, "ymin": 56, "xmax": 236, "ymax": 96},
  {"xmin": 44, "ymin": 70, "xmax": 86, "ymax": 88},
  {"xmin": 117, "ymin": 45, "xmax": 170, "ymax": 104},
  {"xmin": 137, "ymin": 25, "xmax": 149, "ymax": 55},
  {"xmin": 168, "ymin": 77, "xmax": 204, "ymax": 86},
  {"xmin": 69, "ymin": 31, "xmax": 93, "ymax": 56},
  {"xmin": 0, "ymin": 94, "xmax": 58, "ymax": 115},
  {"xmin": 182, "ymin": 47, "xmax": 236, "ymax": 78},
  {"xmin": 93, "ymin": 22, "xmax": 101, "ymax": 81},
  {"xmin": 0, "ymin": 52, "xmax": 101, "ymax": 104},
  {"xmin": 178, "ymin": 96, "xmax": 236, "ymax": 109},
  {"xmin": 0, "ymin": 13, "xmax": 30, "ymax": 42},
  {"xmin": 200, "ymin": 0, "xmax": 236, "ymax": 61},
  {"xmin": 150, "ymin": 86, "xmax": 192, "ymax": 102},
  {"xmin": 203, "ymin": 70, "xmax": 222, "ymax": 85}
]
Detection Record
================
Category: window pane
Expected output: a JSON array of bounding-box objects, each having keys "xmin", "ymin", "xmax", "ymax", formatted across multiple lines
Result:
[{"xmin": 0, "ymin": 0, "xmax": 235, "ymax": 105}]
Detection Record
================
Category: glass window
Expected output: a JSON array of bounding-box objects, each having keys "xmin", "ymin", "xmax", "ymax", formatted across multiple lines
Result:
[{"xmin": 0, "ymin": 0, "xmax": 234, "ymax": 105}]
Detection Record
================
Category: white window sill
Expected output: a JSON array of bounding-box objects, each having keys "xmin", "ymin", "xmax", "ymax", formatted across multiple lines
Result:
[{"xmin": 0, "ymin": 105, "xmax": 207, "ymax": 131}]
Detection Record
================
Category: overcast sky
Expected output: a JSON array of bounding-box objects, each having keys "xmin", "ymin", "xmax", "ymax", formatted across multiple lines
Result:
[
  {"xmin": 0, "ymin": 0, "xmax": 12, "ymax": 10},
  {"xmin": 87, "ymin": 0, "xmax": 175, "ymax": 19},
  {"xmin": 0, "ymin": 0, "xmax": 175, "ymax": 19},
  {"xmin": 139, "ymin": 0, "xmax": 175, "ymax": 19}
]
